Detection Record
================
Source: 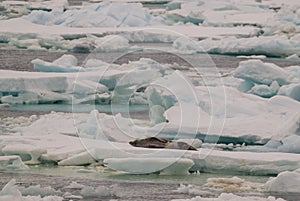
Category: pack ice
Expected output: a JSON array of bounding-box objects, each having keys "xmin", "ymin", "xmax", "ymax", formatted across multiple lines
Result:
[{"xmin": 24, "ymin": 2, "xmax": 164, "ymax": 27}]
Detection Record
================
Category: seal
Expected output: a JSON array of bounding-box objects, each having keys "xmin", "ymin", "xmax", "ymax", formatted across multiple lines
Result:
[{"xmin": 129, "ymin": 137, "xmax": 197, "ymax": 151}]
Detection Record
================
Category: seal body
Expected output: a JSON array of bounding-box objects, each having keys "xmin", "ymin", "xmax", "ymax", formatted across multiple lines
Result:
[{"xmin": 129, "ymin": 137, "xmax": 197, "ymax": 151}]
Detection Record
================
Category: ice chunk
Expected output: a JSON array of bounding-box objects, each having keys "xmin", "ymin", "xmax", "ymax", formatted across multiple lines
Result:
[
  {"xmin": 104, "ymin": 157, "xmax": 194, "ymax": 175},
  {"xmin": 237, "ymin": 80, "xmax": 254, "ymax": 93},
  {"xmin": 233, "ymin": 60, "xmax": 290, "ymax": 86},
  {"xmin": 198, "ymin": 35, "xmax": 300, "ymax": 57},
  {"xmin": 172, "ymin": 36, "xmax": 200, "ymax": 54},
  {"xmin": 28, "ymin": 0, "xmax": 68, "ymax": 12},
  {"xmin": 93, "ymin": 35, "xmax": 130, "ymax": 52},
  {"xmin": 166, "ymin": 2, "xmax": 181, "ymax": 11},
  {"xmin": 0, "ymin": 179, "xmax": 22, "ymax": 198},
  {"xmin": 0, "ymin": 155, "xmax": 28, "ymax": 170},
  {"xmin": 249, "ymin": 81, "xmax": 279, "ymax": 98},
  {"xmin": 122, "ymin": 30, "xmax": 179, "ymax": 43},
  {"xmin": 175, "ymin": 139, "xmax": 202, "ymax": 149},
  {"xmin": 0, "ymin": 179, "xmax": 64, "ymax": 201},
  {"xmin": 32, "ymin": 54, "xmax": 82, "ymax": 73},
  {"xmin": 286, "ymin": 54, "xmax": 299, "ymax": 60},
  {"xmin": 58, "ymin": 151, "xmax": 95, "ymax": 166},
  {"xmin": 149, "ymin": 105, "xmax": 167, "ymax": 124},
  {"xmin": 52, "ymin": 54, "xmax": 77, "ymax": 66},
  {"xmin": 265, "ymin": 170, "xmax": 300, "ymax": 193},
  {"xmin": 237, "ymin": 55, "xmax": 267, "ymax": 59},
  {"xmin": 278, "ymin": 83, "xmax": 300, "ymax": 101},
  {"xmin": 285, "ymin": 66, "xmax": 300, "ymax": 81},
  {"xmin": 277, "ymin": 135, "xmax": 300, "ymax": 153},
  {"xmin": 71, "ymin": 80, "xmax": 108, "ymax": 95},
  {"xmin": 2, "ymin": 144, "xmax": 47, "ymax": 165},
  {"xmin": 172, "ymin": 193, "xmax": 286, "ymax": 201},
  {"xmin": 80, "ymin": 185, "xmax": 114, "ymax": 198},
  {"xmin": 19, "ymin": 185, "xmax": 63, "ymax": 197}
]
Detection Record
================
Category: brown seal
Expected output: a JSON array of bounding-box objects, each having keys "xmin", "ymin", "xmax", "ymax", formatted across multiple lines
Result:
[{"xmin": 129, "ymin": 137, "xmax": 197, "ymax": 151}]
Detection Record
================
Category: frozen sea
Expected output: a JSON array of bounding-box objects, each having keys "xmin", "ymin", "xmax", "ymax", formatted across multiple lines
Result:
[{"xmin": 0, "ymin": 47, "xmax": 300, "ymax": 201}]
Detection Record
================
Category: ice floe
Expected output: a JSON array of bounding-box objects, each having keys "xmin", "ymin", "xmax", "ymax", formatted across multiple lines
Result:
[{"xmin": 104, "ymin": 157, "xmax": 194, "ymax": 175}]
